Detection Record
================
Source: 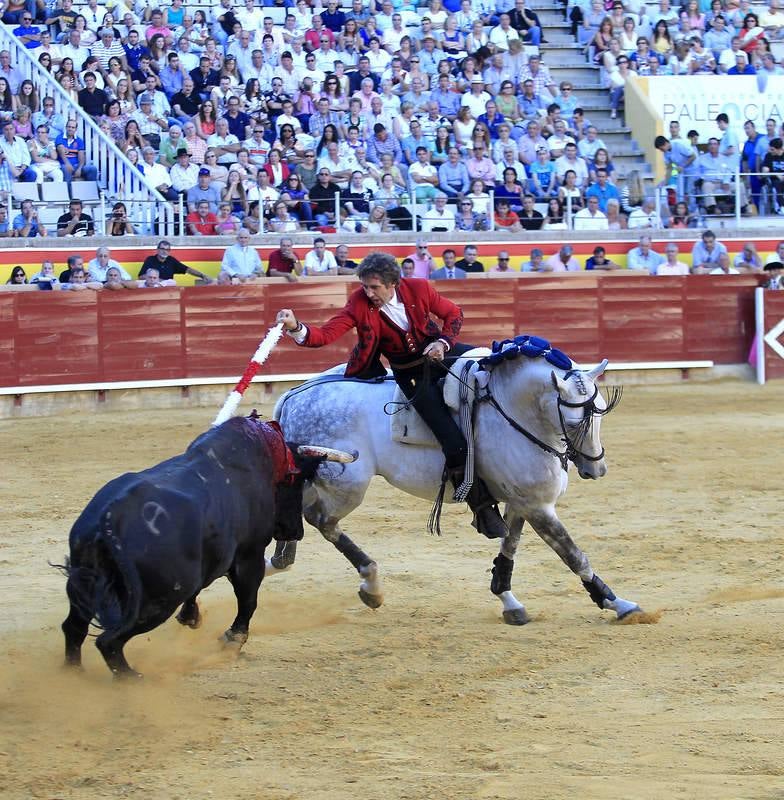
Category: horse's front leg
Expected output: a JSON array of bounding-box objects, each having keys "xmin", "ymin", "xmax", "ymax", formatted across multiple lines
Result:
[
  {"xmin": 323, "ymin": 517, "xmax": 383, "ymax": 609},
  {"xmin": 491, "ymin": 508, "xmax": 530, "ymax": 625},
  {"xmin": 303, "ymin": 487, "xmax": 383, "ymax": 609},
  {"xmin": 526, "ymin": 509, "xmax": 641, "ymax": 620}
]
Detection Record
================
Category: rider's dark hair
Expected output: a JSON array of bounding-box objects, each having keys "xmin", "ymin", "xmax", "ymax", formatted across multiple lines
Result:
[{"xmin": 357, "ymin": 251, "xmax": 400, "ymax": 285}]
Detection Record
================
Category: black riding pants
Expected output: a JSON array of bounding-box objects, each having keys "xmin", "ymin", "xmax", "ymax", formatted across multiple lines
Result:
[{"xmin": 392, "ymin": 342, "xmax": 473, "ymax": 470}]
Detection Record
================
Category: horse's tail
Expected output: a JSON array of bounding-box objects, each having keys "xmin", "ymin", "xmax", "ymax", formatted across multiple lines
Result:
[{"xmin": 56, "ymin": 511, "xmax": 142, "ymax": 642}]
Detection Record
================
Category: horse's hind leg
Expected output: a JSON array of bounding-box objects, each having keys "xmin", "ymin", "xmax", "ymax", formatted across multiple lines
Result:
[
  {"xmin": 491, "ymin": 510, "xmax": 530, "ymax": 626},
  {"xmin": 526, "ymin": 510, "xmax": 641, "ymax": 620}
]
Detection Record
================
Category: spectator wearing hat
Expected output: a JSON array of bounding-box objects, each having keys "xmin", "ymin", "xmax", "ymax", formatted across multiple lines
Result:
[
  {"xmin": 762, "ymin": 261, "xmax": 783, "ymax": 289},
  {"xmin": 170, "ymin": 147, "xmax": 199, "ymax": 194},
  {"xmin": 139, "ymin": 240, "xmax": 211, "ymax": 282},
  {"xmin": 131, "ymin": 93, "xmax": 167, "ymax": 149},
  {"xmin": 461, "ymin": 77, "xmax": 492, "ymax": 119},
  {"xmin": 140, "ymin": 74, "xmax": 172, "ymax": 119},
  {"xmin": 543, "ymin": 245, "xmax": 581, "ymax": 272},
  {"xmin": 187, "ymin": 166, "xmax": 221, "ymax": 213}
]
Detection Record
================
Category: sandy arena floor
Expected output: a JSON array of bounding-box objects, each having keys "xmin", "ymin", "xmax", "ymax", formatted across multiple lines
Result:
[{"xmin": 0, "ymin": 380, "xmax": 782, "ymax": 800}]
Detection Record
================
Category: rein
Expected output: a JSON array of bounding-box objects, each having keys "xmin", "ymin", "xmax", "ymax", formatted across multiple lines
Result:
[{"xmin": 480, "ymin": 372, "xmax": 605, "ymax": 472}]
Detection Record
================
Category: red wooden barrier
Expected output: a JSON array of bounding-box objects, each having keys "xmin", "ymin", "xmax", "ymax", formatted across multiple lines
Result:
[{"xmin": 0, "ymin": 276, "xmax": 763, "ymax": 390}]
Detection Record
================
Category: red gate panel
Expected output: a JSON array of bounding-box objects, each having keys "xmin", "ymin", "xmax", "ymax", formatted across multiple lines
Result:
[
  {"xmin": 98, "ymin": 289, "xmax": 184, "ymax": 382},
  {"xmin": 14, "ymin": 292, "xmax": 100, "ymax": 386},
  {"xmin": 183, "ymin": 285, "xmax": 267, "ymax": 377}
]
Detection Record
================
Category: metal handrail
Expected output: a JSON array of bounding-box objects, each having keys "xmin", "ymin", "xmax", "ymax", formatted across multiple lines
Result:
[{"xmin": 0, "ymin": 24, "xmax": 175, "ymax": 234}]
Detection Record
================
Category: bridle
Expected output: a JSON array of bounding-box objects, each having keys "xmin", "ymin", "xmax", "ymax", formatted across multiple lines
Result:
[{"xmin": 481, "ymin": 370, "xmax": 606, "ymax": 472}]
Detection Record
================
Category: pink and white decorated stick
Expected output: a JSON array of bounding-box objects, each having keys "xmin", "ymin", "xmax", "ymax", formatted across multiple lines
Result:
[{"xmin": 212, "ymin": 322, "xmax": 285, "ymax": 427}]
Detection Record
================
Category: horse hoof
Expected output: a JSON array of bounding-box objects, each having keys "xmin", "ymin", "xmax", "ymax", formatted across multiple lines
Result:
[
  {"xmin": 503, "ymin": 608, "xmax": 530, "ymax": 626},
  {"xmin": 617, "ymin": 605, "xmax": 642, "ymax": 621},
  {"xmin": 358, "ymin": 588, "xmax": 383, "ymax": 609}
]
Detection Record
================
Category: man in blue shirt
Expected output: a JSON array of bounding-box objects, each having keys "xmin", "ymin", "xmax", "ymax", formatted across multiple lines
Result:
[
  {"xmin": 12, "ymin": 199, "xmax": 47, "ymax": 237},
  {"xmin": 585, "ymin": 168, "xmax": 620, "ymax": 212},
  {"xmin": 123, "ymin": 30, "xmax": 150, "ymax": 72},
  {"xmin": 691, "ymin": 229, "xmax": 729, "ymax": 272},
  {"xmin": 429, "ymin": 74, "xmax": 461, "ymax": 121},
  {"xmin": 626, "ymin": 235, "xmax": 665, "ymax": 274},
  {"xmin": 655, "ymin": 133, "xmax": 698, "ymax": 206},
  {"xmin": 438, "ymin": 146, "xmax": 470, "ymax": 197},
  {"xmin": 55, "ymin": 118, "xmax": 98, "ymax": 183},
  {"xmin": 13, "ymin": 14, "xmax": 41, "ymax": 48}
]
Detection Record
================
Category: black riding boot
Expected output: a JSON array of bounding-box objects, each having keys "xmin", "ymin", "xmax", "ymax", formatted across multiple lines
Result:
[{"xmin": 449, "ymin": 467, "xmax": 508, "ymax": 540}]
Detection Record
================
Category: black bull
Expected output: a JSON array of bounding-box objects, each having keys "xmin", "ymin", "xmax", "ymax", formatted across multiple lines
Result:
[{"xmin": 60, "ymin": 416, "xmax": 324, "ymax": 677}]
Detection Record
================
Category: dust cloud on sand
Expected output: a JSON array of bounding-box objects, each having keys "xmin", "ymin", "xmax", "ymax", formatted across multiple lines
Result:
[{"xmin": 0, "ymin": 380, "xmax": 782, "ymax": 800}]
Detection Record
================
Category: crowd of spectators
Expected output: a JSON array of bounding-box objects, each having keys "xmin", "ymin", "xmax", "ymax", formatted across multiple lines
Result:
[
  {"xmin": 0, "ymin": 0, "xmax": 782, "ymax": 234},
  {"xmin": 4, "ymin": 235, "xmax": 782, "ymax": 290}
]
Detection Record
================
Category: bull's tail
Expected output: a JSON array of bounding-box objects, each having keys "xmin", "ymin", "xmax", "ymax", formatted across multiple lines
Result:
[{"xmin": 58, "ymin": 511, "xmax": 142, "ymax": 642}]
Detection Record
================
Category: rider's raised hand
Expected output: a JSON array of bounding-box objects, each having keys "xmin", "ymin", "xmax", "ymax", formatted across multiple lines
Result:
[{"xmin": 276, "ymin": 309, "xmax": 299, "ymax": 330}]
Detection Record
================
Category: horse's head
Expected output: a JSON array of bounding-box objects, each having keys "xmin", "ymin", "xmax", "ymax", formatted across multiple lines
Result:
[{"xmin": 550, "ymin": 359, "xmax": 622, "ymax": 480}]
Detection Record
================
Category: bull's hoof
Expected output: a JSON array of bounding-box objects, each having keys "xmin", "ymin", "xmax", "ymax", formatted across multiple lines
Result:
[
  {"xmin": 112, "ymin": 668, "xmax": 143, "ymax": 680},
  {"xmin": 220, "ymin": 629, "xmax": 248, "ymax": 647},
  {"xmin": 176, "ymin": 609, "xmax": 202, "ymax": 629},
  {"xmin": 358, "ymin": 588, "xmax": 383, "ymax": 609},
  {"xmin": 502, "ymin": 608, "xmax": 531, "ymax": 626}
]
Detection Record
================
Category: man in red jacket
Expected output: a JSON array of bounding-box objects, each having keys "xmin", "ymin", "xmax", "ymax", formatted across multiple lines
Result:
[{"xmin": 276, "ymin": 251, "xmax": 507, "ymax": 539}]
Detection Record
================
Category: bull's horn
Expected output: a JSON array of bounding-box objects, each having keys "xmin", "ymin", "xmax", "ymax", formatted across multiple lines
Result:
[
  {"xmin": 586, "ymin": 358, "xmax": 609, "ymax": 380},
  {"xmin": 297, "ymin": 445, "xmax": 358, "ymax": 463}
]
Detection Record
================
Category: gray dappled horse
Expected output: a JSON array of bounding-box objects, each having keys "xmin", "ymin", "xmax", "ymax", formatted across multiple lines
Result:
[{"xmin": 273, "ymin": 338, "xmax": 641, "ymax": 624}]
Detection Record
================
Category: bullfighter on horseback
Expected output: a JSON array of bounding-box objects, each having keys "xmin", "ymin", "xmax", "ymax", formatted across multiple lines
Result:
[{"xmin": 276, "ymin": 250, "xmax": 508, "ymax": 539}]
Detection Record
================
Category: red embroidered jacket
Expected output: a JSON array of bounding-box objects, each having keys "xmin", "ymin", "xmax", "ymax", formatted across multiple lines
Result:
[{"xmin": 301, "ymin": 278, "xmax": 464, "ymax": 378}]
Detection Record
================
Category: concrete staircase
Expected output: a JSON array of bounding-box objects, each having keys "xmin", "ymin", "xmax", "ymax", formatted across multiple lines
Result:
[{"xmin": 532, "ymin": 2, "xmax": 653, "ymax": 181}]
